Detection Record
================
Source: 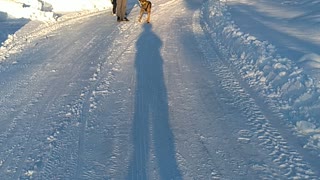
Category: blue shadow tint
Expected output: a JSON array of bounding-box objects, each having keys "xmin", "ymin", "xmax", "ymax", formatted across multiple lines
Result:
[{"xmin": 127, "ymin": 24, "xmax": 182, "ymax": 179}]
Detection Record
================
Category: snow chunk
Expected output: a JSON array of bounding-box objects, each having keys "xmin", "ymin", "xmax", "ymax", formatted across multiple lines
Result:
[
  {"xmin": 47, "ymin": 135, "xmax": 56, "ymax": 142},
  {"xmin": 65, "ymin": 112, "xmax": 72, "ymax": 117},
  {"xmin": 24, "ymin": 170, "xmax": 35, "ymax": 177},
  {"xmin": 298, "ymin": 53, "xmax": 320, "ymax": 69},
  {"xmin": 304, "ymin": 134, "xmax": 320, "ymax": 150},
  {"xmin": 296, "ymin": 121, "xmax": 320, "ymax": 134}
]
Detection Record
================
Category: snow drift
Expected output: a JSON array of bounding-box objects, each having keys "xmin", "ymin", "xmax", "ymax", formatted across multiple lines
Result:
[
  {"xmin": 0, "ymin": 0, "xmax": 112, "ymax": 61},
  {"xmin": 200, "ymin": 0, "xmax": 320, "ymax": 149},
  {"xmin": 0, "ymin": 0, "xmax": 112, "ymax": 21}
]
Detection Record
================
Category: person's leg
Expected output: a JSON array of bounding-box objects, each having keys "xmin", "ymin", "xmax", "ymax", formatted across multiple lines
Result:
[
  {"xmin": 112, "ymin": 0, "xmax": 117, "ymax": 14},
  {"xmin": 116, "ymin": 0, "xmax": 123, "ymax": 20},
  {"xmin": 121, "ymin": 0, "xmax": 128, "ymax": 20}
]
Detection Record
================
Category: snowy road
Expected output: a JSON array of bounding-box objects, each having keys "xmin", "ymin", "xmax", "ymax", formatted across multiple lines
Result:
[{"xmin": 0, "ymin": 0, "xmax": 319, "ymax": 179}]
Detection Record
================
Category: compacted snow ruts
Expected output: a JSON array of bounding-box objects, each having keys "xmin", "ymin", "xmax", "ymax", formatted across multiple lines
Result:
[{"xmin": 0, "ymin": 0, "xmax": 320, "ymax": 179}]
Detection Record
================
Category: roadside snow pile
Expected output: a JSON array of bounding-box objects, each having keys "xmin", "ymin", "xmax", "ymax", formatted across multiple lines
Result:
[
  {"xmin": 0, "ymin": 0, "xmax": 55, "ymax": 21},
  {"xmin": 0, "ymin": 0, "xmax": 112, "ymax": 61},
  {"xmin": 44, "ymin": 0, "xmax": 111, "ymax": 12},
  {"xmin": 200, "ymin": 0, "xmax": 320, "ymax": 149},
  {"xmin": 296, "ymin": 121, "xmax": 320, "ymax": 150},
  {"xmin": 0, "ymin": 0, "xmax": 112, "ymax": 21}
]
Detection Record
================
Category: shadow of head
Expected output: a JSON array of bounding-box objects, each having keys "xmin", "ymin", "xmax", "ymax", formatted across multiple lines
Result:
[{"xmin": 138, "ymin": 23, "xmax": 162, "ymax": 51}]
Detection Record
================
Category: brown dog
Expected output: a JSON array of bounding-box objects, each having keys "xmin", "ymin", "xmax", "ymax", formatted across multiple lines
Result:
[{"xmin": 138, "ymin": 0, "xmax": 151, "ymax": 23}]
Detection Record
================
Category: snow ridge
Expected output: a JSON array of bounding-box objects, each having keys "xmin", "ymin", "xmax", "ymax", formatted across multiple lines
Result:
[
  {"xmin": 0, "ymin": 10, "xmax": 106, "ymax": 62},
  {"xmin": 201, "ymin": 0, "xmax": 320, "ymax": 150},
  {"xmin": 193, "ymin": 8, "xmax": 319, "ymax": 179}
]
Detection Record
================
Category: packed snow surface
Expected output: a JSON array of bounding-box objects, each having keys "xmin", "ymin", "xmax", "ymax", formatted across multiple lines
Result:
[{"xmin": 0, "ymin": 0, "xmax": 320, "ymax": 179}]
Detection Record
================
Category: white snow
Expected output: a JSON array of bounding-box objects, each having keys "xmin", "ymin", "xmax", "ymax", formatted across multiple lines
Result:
[
  {"xmin": 0, "ymin": 0, "xmax": 111, "ymax": 20},
  {"xmin": 0, "ymin": 0, "xmax": 320, "ymax": 179},
  {"xmin": 201, "ymin": 0, "xmax": 320, "ymax": 145}
]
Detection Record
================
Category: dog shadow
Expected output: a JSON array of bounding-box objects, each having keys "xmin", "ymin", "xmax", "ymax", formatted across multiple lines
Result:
[{"xmin": 127, "ymin": 24, "xmax": 182, "ymax": 179}]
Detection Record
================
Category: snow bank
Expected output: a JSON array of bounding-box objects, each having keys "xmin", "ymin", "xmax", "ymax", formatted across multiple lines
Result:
[
  {"xmin": 296, "ymin": 121, "xmax": 320, "ymax": 150},
  {"xmin": 0, "ymin": 0, "xmax": 54, "ymax": 21},
  {"xmin": 44, "ymin": 0, "xmax": 111, "ymax": 12},
  {"xmin": 0, "ymin": 0, "xmax": 112, "ymax": 61},
  {"xmin": 200, "ymin": 0, "xmax": 320, "ymax": 149},
  {"xmin": 0, "ymin": 0, "xmax": 112, "ymax": 21}
]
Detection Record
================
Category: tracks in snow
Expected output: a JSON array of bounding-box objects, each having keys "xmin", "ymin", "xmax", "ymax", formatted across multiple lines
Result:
[
  {"xmin": 193, "ymin": 8, "xmax": 319, "ymax": 179},
  {"xmin": 0, "ymin": 0, "xmax": 319, "ymax": 178}
]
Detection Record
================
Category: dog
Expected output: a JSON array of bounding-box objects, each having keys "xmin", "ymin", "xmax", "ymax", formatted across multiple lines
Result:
[{"xmin": 138, "ymin": 0, "xmax": 152, "ymax": 23}]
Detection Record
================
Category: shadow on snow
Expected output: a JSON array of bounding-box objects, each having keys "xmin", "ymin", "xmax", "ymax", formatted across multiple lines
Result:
[
  {"xmin": 127, "ymin": 24, "xmax": 181, "ymax": 179},
  {"xmin": 0, "ymin": 11, "xmax": 29, "ymax": 46},
  {"xmin": 227, "ymin": 3, "xmax": 320, "ymax": 62}
]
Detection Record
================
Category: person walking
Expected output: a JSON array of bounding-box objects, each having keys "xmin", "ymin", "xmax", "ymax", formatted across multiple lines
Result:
[{"xmin": 116, "ymin": 0, "xmax": 129, "ymax": 21}]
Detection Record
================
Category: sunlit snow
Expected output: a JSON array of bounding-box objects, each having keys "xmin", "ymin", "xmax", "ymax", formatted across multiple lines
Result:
[{"xmin": 0, "ymin": 0, "xmax": 320, "ymax": 179}]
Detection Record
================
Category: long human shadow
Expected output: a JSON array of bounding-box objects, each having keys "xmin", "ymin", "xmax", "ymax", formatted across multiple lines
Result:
[{"xmin": 127, "ymin": 24, "xmax": 181, "ymax": 179}]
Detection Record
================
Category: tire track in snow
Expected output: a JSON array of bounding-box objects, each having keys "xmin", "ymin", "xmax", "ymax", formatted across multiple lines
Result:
[
  {"xmin": 158, "ymin": 10, "xmax": 222, "ymax": 180},
  {"xmin": 71, "ymin": 13, "xmax": 144, "ymax": 179},
  {"xmin": 38, "ymin": 21, "xmax": 124, "ymax": 179},
  {"xmin": 193, "ymin": 9, "xmax": 318, "ymax": 179},
  {"xmin": 33, "ymin": 9, "xmax": 143, "ymax": 178},
  {"xmin": 0, "ymin": 11, "xmax": 124, "ymax": 179},
  {"xmin": 0, "ymin": 65, "xmax": 73, "ymax": 179},
  {"xmin": 39, "ymin": 39, "xmax": 119, "ymax": 179},
  {"xmin": 79, "ymin": 4, "xmax": 172, "ymax": 178}
]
